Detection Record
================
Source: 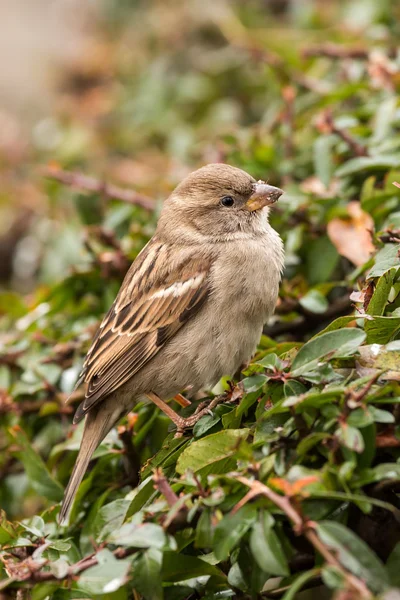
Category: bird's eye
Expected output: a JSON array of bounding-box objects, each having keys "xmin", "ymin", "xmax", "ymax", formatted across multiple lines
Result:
[{"xmin": 220, "ymin": 196, "xmax": 235, "ymax": 207}]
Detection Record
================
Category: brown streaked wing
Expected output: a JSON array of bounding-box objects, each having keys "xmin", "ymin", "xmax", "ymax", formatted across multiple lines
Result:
[{"xmin": 73, "ymin": 238, "xmax": 211, "ymax": 422}]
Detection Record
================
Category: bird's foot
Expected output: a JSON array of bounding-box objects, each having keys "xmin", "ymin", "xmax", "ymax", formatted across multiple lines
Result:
[
  {"xmin": 145, "ymin": 391, "xmax": 226, "ymax": 439},
  {"xmin": 173, "ymin": 395, "xmax": 225, "ymax": 438}
]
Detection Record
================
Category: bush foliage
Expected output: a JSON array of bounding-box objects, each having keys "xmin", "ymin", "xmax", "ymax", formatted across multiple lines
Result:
[{"xmin": 1, "ymin": 2, "xmax": 400, "ymax": 599}]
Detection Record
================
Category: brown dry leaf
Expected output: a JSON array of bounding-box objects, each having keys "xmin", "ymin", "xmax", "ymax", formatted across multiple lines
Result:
[{"xmin": 327, "ymin": 201, "xmax": 375, "ymax": 266}]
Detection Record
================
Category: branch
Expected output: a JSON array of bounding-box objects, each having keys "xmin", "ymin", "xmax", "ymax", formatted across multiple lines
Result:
[
  {"xmin": 236, "ymin": 477, "xmax": 373, "ymax": 599},
  {"xmin": 153, "ymin": 468, "xmax": 179, "ymax": 507},
  {"xmin": 42, "ymin": 166, "xmax": 155, "ymax": 210},
  {"xmin": 303, "ymin": 44, "xmax": 369, "ymax": 60},
  {"xmin": 316, "ymin": 110, "xmax": 368, "ymax": 157},
  {"xmin": 3, "ymin": 546, "xmax": 135, "ymax": 584},
  {"xmin": 118, "ymin": 425, "xmax": 141, "ymax": 488},
  {"xmin": 303, "ymin": 43, "xmax": 397, "ymax": 61}
]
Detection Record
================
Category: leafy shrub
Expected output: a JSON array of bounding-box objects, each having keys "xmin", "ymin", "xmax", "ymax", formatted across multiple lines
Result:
[{"xmin": 1, "ymin": 2, "xmax": 400, "ymax": 598}]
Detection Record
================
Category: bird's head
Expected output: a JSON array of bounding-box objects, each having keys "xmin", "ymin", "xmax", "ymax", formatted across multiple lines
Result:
[{"xmin": 158, "ymin": 164, "xmax": 283, "ymax": 242}]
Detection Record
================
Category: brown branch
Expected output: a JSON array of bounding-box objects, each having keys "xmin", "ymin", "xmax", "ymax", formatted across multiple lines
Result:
[
  {"xmin": 236, "ymin": 476, "xmax": 373, "ymax": 599},
  {"xmin": 42, "ymin": 166, "xmax": 155, "ymax": 210},
  {"xmin": 118, "ymin": 426, "xmax": 140, "ymax": 488},
  {"xmin": 3, "ymin": 546, "xmax": 135, "ymax": 584},
  {"xmin": 316, "ymin": 109, "xmax": 368, "ymax": 157},
  {"xmin": 281, "ymin": 86, "xmax": 296, "ymax": 186},
  {"xmin": 303, "ymin": 44, "xmax": 397, "ymax": 61},
  {"xmin": 152, "ymin": 468, "xmax": 197, "ymax": 533},
  {"xmin": 153, "ymin": 468, "xmax": 179, "ymax": 507},
  {"xmin": 348, "ymin": 372, "xmax": 381, "ymax": 404},
  {"xmin": 303, "ymin": 44, "xmax": 369, "ymax": 60}
]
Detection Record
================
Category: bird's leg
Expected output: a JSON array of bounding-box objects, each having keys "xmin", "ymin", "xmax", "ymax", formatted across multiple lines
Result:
[
  {"xmin": 173, "ymin": 393, "xmax": 191, "ymax": 407},
  {"xmin": 146, "ymin": 392, "xmax": 184, "ymax": 425}
]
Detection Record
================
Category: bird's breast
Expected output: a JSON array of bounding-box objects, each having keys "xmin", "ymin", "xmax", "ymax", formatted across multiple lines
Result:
[{"xmin": 211, "ymin": 228, "xmax": 284, "ymax": 321}]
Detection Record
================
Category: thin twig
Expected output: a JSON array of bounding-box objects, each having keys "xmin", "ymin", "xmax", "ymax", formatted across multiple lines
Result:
[
  {"xmin": 303, "ymin": 44, "xmax": 369, "ymax": 60},
  {"xmin": 316, "ymin": 109, "xmax": 368, "ymax": 157},
  {"xmin": 236, "ymin": 476, "xmax": 373, "ymax": 599},
  {"xmin": 3, "ymin": 546, "xmax": 135, "ymax": 583},
  {"xmin": 281, "ymin": 86, "xmax": 296, "ymax": 186},
  {"xmin": 118, "ymin": 427, "xmax": 141, "ymax": 488},
  {"xmin": 303, "ymin": 43, "xmax": 397, "ymax": 61},
  {"xmin": 349, "ymin": 372, "xmax": 381, "ymax": 404},
  {"xmin": 153, "ymin": 468, "xmax": 179, "ymax": 507},
  {"xmin": 42, "ymin": 166, "xmax": 155, "ymax": 210}
]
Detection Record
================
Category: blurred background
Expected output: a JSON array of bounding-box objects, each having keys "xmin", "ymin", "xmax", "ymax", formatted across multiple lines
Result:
[{"xmin": 1, "ymin": 0, "xmax": 398, "ymax": 294}]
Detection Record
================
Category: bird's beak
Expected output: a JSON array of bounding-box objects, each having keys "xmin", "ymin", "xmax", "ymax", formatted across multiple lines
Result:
[{"xmin": 245, "ymin": 182, "xmax": 283, "ymax": 212}]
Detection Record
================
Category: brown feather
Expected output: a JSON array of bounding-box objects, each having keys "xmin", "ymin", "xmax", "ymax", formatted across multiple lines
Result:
[{"xmin": 73, "ymin": 237, "xmax": 211, "ymax": 422}]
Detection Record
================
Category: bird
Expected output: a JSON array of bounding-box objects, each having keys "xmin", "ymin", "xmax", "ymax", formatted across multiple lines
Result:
[{"xmin": 59, "ymin": 163, "xmax": 284, "ymax": 522}]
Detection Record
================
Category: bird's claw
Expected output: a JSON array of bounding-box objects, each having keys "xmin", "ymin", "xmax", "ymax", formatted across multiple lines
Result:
[{"xmin": 173, "ymin": 395, "xmax": 226, "ymax": 438}]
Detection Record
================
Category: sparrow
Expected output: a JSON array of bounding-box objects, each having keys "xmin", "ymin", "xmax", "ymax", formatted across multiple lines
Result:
[{"xmin": 59, "ymin": 163, "xmax": 284, "ymax": 521}]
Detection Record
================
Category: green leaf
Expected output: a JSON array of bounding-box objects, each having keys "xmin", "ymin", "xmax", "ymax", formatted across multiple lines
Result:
[
  {"xmin": 367, "ymin": 269, "xmax": 395, "ymax": 315},
  {"xmin": 0, "ymin": 511, "xmax": 16, "ymax": 544},
  {"xmin": 291, "ymin": 329, "xmax": 366, "ymax": 376},
  {"xmin": 9, "ymin": 426, "xmax": 63, "ymax": 502},
  {"xmin": 161, "ymin": 552, "xmax": 224, "ymax": 582},
  {"xmin": 386, "ymin": 542, "xmax": 400, "ymax": 587},
  {"xmin": 283, "ymin": 380, "xmax": 307, "ymax": 397},
  {"xmin": 314, "ymin": 135, "xmax": 336, "ymax": 187},
  {"xmin": 347, "ymin": 408, "xmax": 373, "ymax": 428},
  {"xmin": 77, "ymin": 550, "xmax": 131, "ymax": 595},
  {"xmin": 20, "ymin": 515, "xmax": 45, "ymax": 537},
  {"xmin": 297, "ymin": 432, "xmax": 331, "ymax": 455},
  {"xmin": 354, "ymin": 463, "xmax": 400, "ymax": 487},
  {"xmin": 108, "ymin": 522, "xmax": 167, "ymax": 549},
  {"xmin": 315, "ymin": 315, "xmax": 364, "ymax": 336},
  {"xmin": 250, "ymin": 513, "xmax": 289, "ymax": 576},
  {"xmin": 299, "ymin": 290, "xmax": 329, "ymax": 314},
  {"xmin": 195, "ymin": 509, "xmax": 214, "ymax": 548},
  {"xmin": 0, "ymin": 292, "xmax": 27, "ymax": 318},
  {"xmin": 335, "ymin": 155, "xmax": 400, "ymax": 177},
  {"xmin": 316, "ymin": 521, "xmax": 388, "ymax": 593},
  {"xmin": 176, "ymin": 429, "xmax": 249, "ymax": 474},
  {"xmin": 141, "ymin": 436, "xmax": 190, "ymax": 480},
  {"xmin": 336, "ymin": 423, "xmax": 365, "ymax": 453},
  {"xmin": 321, "ymin": 565, "xmax": 346, "ymax": 590},
  {"xmin": 368, "ymin": 244, "xmax": 399, "ymax": 279},
  {"xmin": 281, "ymin": 569, "xmax": 321, "ymax": 600},
  {"xmin": 132, "ymin": 549, "xmax": 163, "ymax": 600},
  {"xmin": 193, "ymin": 414, "xmax": 221, "ymax": 438},
  {"xmin": 242, "ymin": 374, "xmax": 268, "ymax": 393},
  {"xmin": 365, "ymin": 316, "xmax": 400, "ymax": 344},
  {"xmin": 368, "ymin": 406, "xmax": 395, "ymax": 423},
  {"xmin": 305, "ymin": 235, "xmax": 339, "ymax": 285},
  {"xmin": 94, "ymin": 498, "xmax": 131, "ymax": 542},
  {"xmin": 213, "ymin": 505, "xmax": 256, "ymax": 561}
]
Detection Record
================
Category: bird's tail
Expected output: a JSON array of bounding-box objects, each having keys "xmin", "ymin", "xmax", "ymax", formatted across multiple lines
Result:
[{"xmin": 59, "ymin": 405, "xmax": 119, "ymax": 523}]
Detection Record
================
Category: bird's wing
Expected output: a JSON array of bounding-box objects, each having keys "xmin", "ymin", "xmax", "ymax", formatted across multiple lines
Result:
[{"xmin": 73, "ymin": 237, "xmax": 212, "ymax": 423}]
